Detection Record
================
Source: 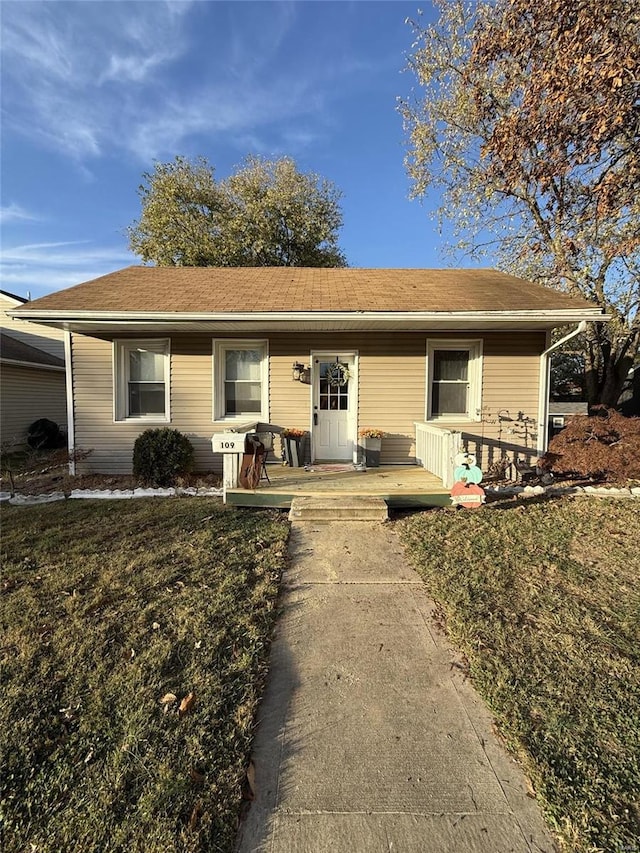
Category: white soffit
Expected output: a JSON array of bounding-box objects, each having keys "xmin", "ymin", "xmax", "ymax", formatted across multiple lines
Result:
[{"xmin": 10, "ymin": 308, "xmax": 608, "ymax": 334}]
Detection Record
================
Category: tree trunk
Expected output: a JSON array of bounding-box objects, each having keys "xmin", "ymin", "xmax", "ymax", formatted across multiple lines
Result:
[{"xmin": 584, "ymin": 323, "xmax": 638, "ymax": 410}]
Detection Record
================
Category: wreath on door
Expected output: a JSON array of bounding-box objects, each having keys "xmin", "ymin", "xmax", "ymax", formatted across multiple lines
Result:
[{"xmin": 326, "ymin": 363, "xmax": 351, "ymax": 387}]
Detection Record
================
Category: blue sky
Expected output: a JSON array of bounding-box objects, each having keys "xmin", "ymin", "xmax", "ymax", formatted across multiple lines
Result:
[{"xmin": 1, "ymin": 0, "xmax": 461, "ymax": 300}]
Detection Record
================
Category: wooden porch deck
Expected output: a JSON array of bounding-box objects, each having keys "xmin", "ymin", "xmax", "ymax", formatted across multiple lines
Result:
[{"xmin": 225, "ymin": 464, "xmax": 450, "ymax": 509}]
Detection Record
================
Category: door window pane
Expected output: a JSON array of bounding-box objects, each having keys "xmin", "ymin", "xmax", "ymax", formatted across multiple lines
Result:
[{"xmin": 319, "ymin": 361, "xmax": 349, "ymax": 411}]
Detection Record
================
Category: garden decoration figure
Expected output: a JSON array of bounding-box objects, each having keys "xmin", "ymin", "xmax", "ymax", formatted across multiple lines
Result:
[{"xmin": 450, "ymin": 452, "xmax": 485, "ymax": 508}]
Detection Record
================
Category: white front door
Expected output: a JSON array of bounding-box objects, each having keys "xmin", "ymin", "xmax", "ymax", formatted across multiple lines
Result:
[{"xmin": 312, "ymin": 353, "xmax": 357, "ymax": 462}]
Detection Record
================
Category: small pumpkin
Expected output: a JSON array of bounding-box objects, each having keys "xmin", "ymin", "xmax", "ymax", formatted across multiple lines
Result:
[{"xmin": 453, "ymin": 464, "xmax": 483, "ymax": 485}]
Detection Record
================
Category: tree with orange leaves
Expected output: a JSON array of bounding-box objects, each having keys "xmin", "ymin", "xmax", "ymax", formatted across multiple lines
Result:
[{"xmin": 401, "ymin": 0, "xmax": 639, "ymax": 407}]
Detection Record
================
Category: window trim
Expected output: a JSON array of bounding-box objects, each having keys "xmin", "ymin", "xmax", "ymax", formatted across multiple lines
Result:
[
  {"xmin": 426, "ymin": 339, "xmax": 482, "ymax": 422},
  {"xmin": 212, "ymin": 339, "xmax": 269, "ymax": 423},
  {"xmin": 113, "ymin": 338, "xmax": 170, "ymax": 423}
]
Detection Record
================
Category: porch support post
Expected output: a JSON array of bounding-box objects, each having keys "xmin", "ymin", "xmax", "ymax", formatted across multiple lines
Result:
[
  {"xmin": 222, "ymin": 453, "xmax": 241, "ymax": 503},
  {"xmin": 64, "ymin": 330, "xmax": 76, "ymax": 476}
]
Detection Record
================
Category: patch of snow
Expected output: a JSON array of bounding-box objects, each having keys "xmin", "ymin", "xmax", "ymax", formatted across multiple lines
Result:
[
  {"xmin": 0, "ymin": 491, "xmax": 12, "ymax": 503},
  {"xmin": 9, "ymin": 492, "xmax": 66, "ymax": 505},
  {"xmin": 70, "ymin": 489, "xmax": 134, "ymax": 499},
  {"xmin": 174, "ymin": 487, "xmax": 223, "ymax": 497},
  {"xmin": 68, "ymin": 486, "xmax": 223, "ymax": 500}
]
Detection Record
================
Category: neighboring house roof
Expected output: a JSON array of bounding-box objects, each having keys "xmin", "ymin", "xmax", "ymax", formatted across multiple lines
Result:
[
  {"xmin": 0, "ymin": 290, "xmax": 27, "ymax": 307},
  {"xmin": 13, "ymin": 266, "xmax": 602, "ymax": 314},
  {"xmin": 549, "ymin": 402, "xmax": 589, "ymax": 416},
  {"xmin": 0, "ymin": 331, "xmax": 65, "ymax": 369}
]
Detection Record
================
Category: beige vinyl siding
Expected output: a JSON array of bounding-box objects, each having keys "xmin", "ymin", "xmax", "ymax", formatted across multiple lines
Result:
[
  {"xmin": 71, "ymin": 330, "xmax": 544, "ymax": 474},
  {"xmin": 73, "ymin": 334, "xmax": 215, "ymax": 473},
  {"xmin": 428, "ymin": 332, "xmax": 544, "ymax": 467},
  {"xmin": 1, "ymin": 295, "xmax": 65, "ymax": 361},
  {"xmin": 1, "ymin": 364, "xmax": 67, "ymax": 446},
  {"xmin": 269, "ymin": 331, "xmax": 544, "ymax": 466},
  {"xmin": 269, "ymin": 332, "xmax": 426, "ymax": 464}
]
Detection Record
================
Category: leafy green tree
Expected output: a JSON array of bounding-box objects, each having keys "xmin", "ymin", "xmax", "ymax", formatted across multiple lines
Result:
[
  {"xmin": 400, "ymin": 0, "xmax": 639, "ymax": 408},
  {"xmin": 128, "ymin": 155, "xmax": 346, "ymax": 268}
]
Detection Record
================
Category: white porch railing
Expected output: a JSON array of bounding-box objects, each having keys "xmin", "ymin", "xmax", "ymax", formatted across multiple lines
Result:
[{"xmin": 414, "ymin": 422, "xmax": 462, "ymax": 489}]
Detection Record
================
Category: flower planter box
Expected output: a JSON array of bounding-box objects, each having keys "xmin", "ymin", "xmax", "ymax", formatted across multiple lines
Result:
[
  {"xmin": 358, "ymin": 437, "xmax": 381, "ymax": 468},
  {"xmin": 282, "ymin": 433, "xmax": 310, "ymax": 467}
]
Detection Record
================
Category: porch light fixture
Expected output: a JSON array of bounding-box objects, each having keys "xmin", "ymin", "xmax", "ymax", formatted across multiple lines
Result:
[{"xmin": 292, "ymin": 362, "xmax": 304, "ymax": 381}]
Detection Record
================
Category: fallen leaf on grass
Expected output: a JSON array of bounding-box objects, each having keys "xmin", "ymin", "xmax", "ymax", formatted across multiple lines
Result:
[
  {"xmin": 188, "ymin": 802, "xmax": 202, "ymax": 831},
  {"xmin": 189, "ymin": 767, "xmax": 206, "ymax": 784},
  {"xmin": 179, "ymin": 691, "xmax": 196, "ymax": 716},
  {"xmin": 159, "ymin": 692, "xmax": 177, "ymax": 706},
  {"xmin": 241, "ymin": 760, "xmax": 256, "ymax": 800}
]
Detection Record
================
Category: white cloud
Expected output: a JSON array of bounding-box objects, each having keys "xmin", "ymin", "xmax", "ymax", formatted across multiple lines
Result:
[
  {"xmin": 0, "ymin": 241, "xmax": 136, "ymax": 298},
  {"xmin": 1, "ymin": 1, "xmax": 193, "ymax": 161},
  {"xmin": 0, "ymin": 204, "xmax": 40, "ymax": 224},
  {"xmin": 100, "ymin": 49, "xmax": 178, "ymax": 85},
  {"xmin": 0, "ymin": 0, "xmax": 382, "ymax": 165}
]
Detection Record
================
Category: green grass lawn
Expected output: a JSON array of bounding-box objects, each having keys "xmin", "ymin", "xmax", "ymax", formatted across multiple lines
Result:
[
  {"xmin": 399, "ymin": 497, "xmax": 640, "ymax": 853},
  {"xmin": 1, "ymin": 498, "xmax": 289, "ymax": 853}
]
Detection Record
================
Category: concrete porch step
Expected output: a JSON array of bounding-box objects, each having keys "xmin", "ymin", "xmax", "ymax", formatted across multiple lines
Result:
[{"xmin": 288, "ymin": 495, "xmax": 389, "ymax": 522}]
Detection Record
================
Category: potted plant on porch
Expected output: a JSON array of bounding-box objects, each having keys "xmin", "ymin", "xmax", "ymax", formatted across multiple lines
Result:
[
  {"xmin": 358, "ymin": 428, "xmax": 385, "ymax": 468},
  {"xmin": 281, "ymin": 428, "xmax": 310, "ymax": 467}
]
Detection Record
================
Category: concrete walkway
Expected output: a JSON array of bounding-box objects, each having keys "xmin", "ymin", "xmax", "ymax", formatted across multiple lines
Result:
[{"xmin": 236, "ymin": 522, "xmax": 555, "ymax": 853}]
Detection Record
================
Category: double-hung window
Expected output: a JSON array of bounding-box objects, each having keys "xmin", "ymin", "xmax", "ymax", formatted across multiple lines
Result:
[
  {"xmin": 213, "ymin": 340, "xmax": 268, "ymax": 421},
  {"xmin": 114, "ymin": 339, "xmax": 170, "ymax": 422},
  {"xmin": 426, "ymin": 339, "xmax": 482, "ymax": 420}
]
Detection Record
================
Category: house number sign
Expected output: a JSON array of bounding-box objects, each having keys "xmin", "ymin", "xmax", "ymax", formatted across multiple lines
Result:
[{"xmin": 211, "ymin": 433, "xmax": 249, "ymax": 453}]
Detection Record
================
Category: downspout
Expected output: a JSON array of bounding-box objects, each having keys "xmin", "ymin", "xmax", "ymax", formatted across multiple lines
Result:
[
  {"xmin": 64, "ymin": 330, "xmax": 76, "ymax": 476},
  {"xmin": 536, "ymin": 321, "xmax": 587, "ymax": 458}
]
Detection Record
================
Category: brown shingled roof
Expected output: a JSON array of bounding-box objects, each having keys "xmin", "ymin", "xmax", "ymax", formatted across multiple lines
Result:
[{"xmin": 18, "ymin": 266, "xmax": 598, "ymax": 314}]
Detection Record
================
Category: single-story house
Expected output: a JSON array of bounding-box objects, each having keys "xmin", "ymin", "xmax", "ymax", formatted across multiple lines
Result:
[
  {"xmin": 1, "ymin": 290, "xmax": 67, "ymax": 448},
  {"xmin": 9, "ymin": 267, "xmax": 607, "ymax": 484}
]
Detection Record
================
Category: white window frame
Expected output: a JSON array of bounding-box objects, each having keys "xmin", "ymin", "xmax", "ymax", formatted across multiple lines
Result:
[
  {"xmin": 113, "ymin": 338, "xmax": 170, "ymax": 423},
  {"xmin": 212, "ymin": 339, "xmax": 269, "ymax": 423},
  {"xmin": 426, "ymin": 339, "xmax": 483, "ymax": 422}
]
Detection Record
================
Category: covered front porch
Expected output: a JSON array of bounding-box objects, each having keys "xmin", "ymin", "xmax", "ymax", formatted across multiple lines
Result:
[
  {"xmin": 225, "ymin": 463, "xmax": 450, "ymax": 509},
  {"xmin": 221, "ymin": 421, "xmax": 462, "ymax": 509}
]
